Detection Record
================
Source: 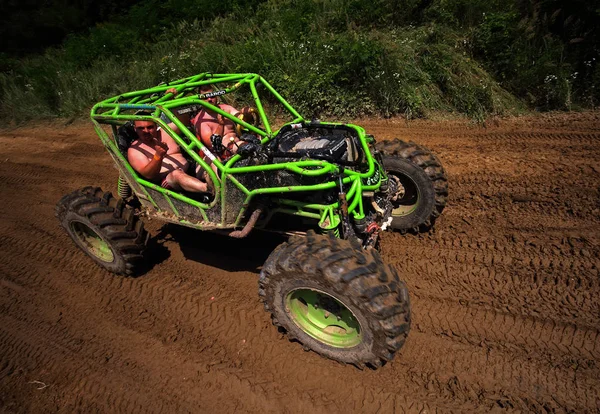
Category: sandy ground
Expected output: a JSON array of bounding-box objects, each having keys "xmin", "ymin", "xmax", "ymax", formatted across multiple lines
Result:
[{"xmin": 0, "ymin": 111, "xmax": 599, "ymax": 413}]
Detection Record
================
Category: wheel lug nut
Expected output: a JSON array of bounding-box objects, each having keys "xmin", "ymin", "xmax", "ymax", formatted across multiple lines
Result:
[{"xmin": 324, "ymin": 311, "xmax": 330, "ymax": 319}]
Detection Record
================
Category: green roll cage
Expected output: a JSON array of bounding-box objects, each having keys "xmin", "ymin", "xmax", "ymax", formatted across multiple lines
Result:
[{"xmin": 90, "ymin": 73, "xmax": 386, "ymax": 233}]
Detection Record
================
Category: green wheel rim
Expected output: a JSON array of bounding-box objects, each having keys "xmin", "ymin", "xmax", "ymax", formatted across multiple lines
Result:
[
  {"xmin": 389, "ymin": 173, "xmax": 420, "ymax": 217},
  {"xmin": 285, "ymin": 288, "xmax": 362, "ymax": 348},
  {"xmin": 70, "ymin": 221, "xmax": 115, "ymax": 262}
]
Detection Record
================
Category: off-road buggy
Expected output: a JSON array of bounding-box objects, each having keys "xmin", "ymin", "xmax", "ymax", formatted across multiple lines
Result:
[{"xmin": 56, "ymin": 73, "xmax": 448, "ymax": 368}]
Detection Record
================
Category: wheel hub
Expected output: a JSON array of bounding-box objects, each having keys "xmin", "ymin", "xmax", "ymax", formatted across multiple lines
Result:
[
  {"xmin": 388, "ymin": 175, "xmax": 405, "ymax": 202},
  {"xmin": 388, "ymin": 173, "xmax": 419, "ymax": 216},
  {"xmin": 285, "ymin": 288, "xmax": 362, "ymax": 348},
  {"xmin": 70, "ymin": 221, "xmax": 115, "ymax": 262}
]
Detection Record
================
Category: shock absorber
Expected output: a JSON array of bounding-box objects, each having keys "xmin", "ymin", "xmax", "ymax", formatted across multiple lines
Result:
[
  {"xmin": 337, "ymin": 174, "xmax": 354, "ymax": 239},
  {"xmin": 117, "ymin": 175, "xmax": 132, "ymax": 199}
]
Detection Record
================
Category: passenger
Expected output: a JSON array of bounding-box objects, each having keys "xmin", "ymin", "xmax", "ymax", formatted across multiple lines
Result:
[
  {"xmin": 165, "ymin": 85, "xmax": 261, "ymax": 164},
  {"xmin": 127, "ymin": 118, "xmax": 212, "ymax": 193},
  {"xmin": 191, "ymin": 84, "xmax": 246, "ymax": 160},
  {"xmin": 162, "ymin": 87, "xmax": 198, "ymax": 128}
]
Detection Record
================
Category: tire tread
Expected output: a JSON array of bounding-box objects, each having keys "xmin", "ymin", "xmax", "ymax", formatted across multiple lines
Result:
[
  {"xmin": 376, "ymin": 138, "xmax": 448, "ymax": 232},
  {"xmin": 56, "ymin": 187, "xmax": 147, "ymax": 275},
  {"xmin": 259, "ymin": 230, "xmax": 410, "ymax": 368}
]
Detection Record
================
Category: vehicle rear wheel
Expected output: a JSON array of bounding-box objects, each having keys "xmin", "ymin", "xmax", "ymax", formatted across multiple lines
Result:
[
  {"xmin": 259, "ymin": 231, "xmax": 411, "ymax": 368},
  {"xmin": 376, "ymin": 139, "xmax": 448, "ymax": 233},
  {"xmin": 56, "ymin": 187, "xmax": 148, "ymax": 275}
]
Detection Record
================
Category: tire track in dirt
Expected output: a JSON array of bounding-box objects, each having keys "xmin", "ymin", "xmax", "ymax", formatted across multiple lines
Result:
[
  {"xmin": 450, "ymin": 171, "xmax": 599, "ymax": 206},
  {"xmin": 411, "ymin": 296, "xmax": 600, "ymax": 363},
  {"xmin": 1, "ymin": 229, "xmax": 466, "ymax": 412},
  {"xmin": 452, "ymin": 174, "xmax": 599, "ymax": 194},
  {"xmin": 0, "ymin": 215, "xmax": 509, "ymax": 412},
  {"xmin": 3, "ymin": 239, "xmax": 596, "ymax": 414},
  {"xmin": 403, "ymin": 258, "xmax": 598, "ymax": 326},
  {"xmin": 0, "ymin": 220, "xmax": 408, "ymax": 410},
  {"xmin": 0, "ymin": 313, "xmax": 220, "ymax": 413},
  {"xmin": 483, "ymin": 131, "xmax": 600, "ymax": 145},
  {"xmin": 391, "ymin": 331, "xmax": 600, "ymax": 412},
  {"xmin": 0, "ymin": 249, "xmax": 308, "ymax": 413},
  {"xmin": 0, "ymin": 163, "xmax": 52, "ymax": 188},
  {"xmin": 383, "ymin": 242, "xmax": 600, "ymax": 326},
  {"xmin": 5, "ymin": 222, "xmax": 597, "ymax": 412}
]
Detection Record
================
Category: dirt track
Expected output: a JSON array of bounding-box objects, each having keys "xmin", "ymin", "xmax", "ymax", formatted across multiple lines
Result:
[{"xmin": 0, "ymin": 112, "xmax": 599, "ymax": 413}]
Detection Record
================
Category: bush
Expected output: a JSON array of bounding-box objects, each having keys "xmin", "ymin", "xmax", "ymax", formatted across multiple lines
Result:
[
  {"xmin": 64, "ymin": 24, "xmax": 139, "ymax": 68},
  {"xmin": 0, "ymin": 0, "xmax": 596, "ymax": 123}
]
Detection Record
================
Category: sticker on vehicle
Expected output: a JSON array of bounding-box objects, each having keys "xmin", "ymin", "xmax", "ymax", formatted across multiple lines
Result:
[{"xmin": 202, "ymin": 90, "xmax": 226, "ymax": 98}]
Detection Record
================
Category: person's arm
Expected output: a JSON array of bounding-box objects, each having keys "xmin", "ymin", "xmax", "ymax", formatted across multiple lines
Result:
[
  {"xmin": 199, "ymin": 122, "xmax": 218, "ymax": 149},
  {"xmin": 164, "ymin": 121, "xmax": 182, "ymax": 134},
  {"xmin": 220, "ymin": 104, "xmax": 239, "ymax": 116},
  {"xmin": 163, "ymin": 88, "xmax": 190, "ymax": 134},
  {"xmin": 128, "ymin": 142, "xmax": 167, "ymax": 180},
  {"xmin": 160, "ymin": 129, "xmax": 181, "ymax": 154}
]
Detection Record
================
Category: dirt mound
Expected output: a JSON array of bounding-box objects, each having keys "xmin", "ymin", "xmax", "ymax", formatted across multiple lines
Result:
[{"xmin": 1, "ymin": 112, "xmax": 599, "ymax": 412}]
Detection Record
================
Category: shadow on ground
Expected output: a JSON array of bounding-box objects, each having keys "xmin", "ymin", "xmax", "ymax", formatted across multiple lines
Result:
[{"xmin": 153, "ymin": 224, "xmax": 288, "ymax": 273}]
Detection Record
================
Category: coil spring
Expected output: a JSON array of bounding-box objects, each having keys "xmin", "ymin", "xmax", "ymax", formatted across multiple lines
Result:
[
  {"xmin": 117, "ymin": 175, "xmax": 132, "ymax": 199},
  {"xmin": 319, "ymin": 226, "xmax": 341, "ymax": 239}
]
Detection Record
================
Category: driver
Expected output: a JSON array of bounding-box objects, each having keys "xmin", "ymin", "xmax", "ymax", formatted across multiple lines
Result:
[{"xmin": 127, "ymin": 117, "xmax": 212, "ymax": 193}]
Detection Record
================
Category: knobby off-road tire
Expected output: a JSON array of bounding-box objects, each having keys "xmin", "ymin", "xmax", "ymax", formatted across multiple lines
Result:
[
  {"xmin": 259, "ymin": 230, "xmax": 411, "ymax": 368},
  {"xmin": 56, "ymin": 187, "xmax": 148, "ymax": 275},
  {"xmin": 376, "ymin": 139, "xmax": 448, "ymax": 233}
]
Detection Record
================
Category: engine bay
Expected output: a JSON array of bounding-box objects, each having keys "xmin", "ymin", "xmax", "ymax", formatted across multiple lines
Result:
[{"xmin": 270, "ymin": 123, "xmax": 364, "ymax": 167}]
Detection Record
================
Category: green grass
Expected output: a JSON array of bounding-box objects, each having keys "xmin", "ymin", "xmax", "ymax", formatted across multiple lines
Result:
[{"xmin": 1, "ymin": 0, "xmax": 595, "ymax": 124}]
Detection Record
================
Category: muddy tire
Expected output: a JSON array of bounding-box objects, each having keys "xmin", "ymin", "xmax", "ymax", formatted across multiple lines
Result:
[
  {"xmin": 259, "ymin": 230, "xmax": 410, "ymax": 368},
  {"xmin": 56, "ymin": 187, "xmax": 148, "ymax": 275},
  {"xmin": 376, "ymin": 139, "xmax": 448, "ymax": 233}
]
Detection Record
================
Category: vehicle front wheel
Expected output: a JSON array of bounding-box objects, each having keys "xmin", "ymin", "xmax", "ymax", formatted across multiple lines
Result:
[
  {"xmin": 56, "ymin": 187, "xmax": 148, "ymax": 275},
  {"xmin": 259, "ymin": 231, "xmax": 411, "ymax": 368},
  {"xmin": 376, "ymin": 139, "xmax": 448, "ymax": 233}
]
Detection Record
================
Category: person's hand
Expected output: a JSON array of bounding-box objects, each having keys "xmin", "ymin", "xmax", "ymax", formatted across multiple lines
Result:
[
  {"xmin": 165, "ymin": 88, "xmax": 178, "ymax": 95},
  {"xmin": 154, "ymin": 140, "xmax": 168, "ymax": 159},
  {"xmin": 210, "ymin": 134, "xmax": 225, "ymax": 154}
]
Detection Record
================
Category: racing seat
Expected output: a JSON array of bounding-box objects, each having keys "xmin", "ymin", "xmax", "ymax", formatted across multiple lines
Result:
[{"xmin": 116, "ymin": 122, "xmax": 137, "ymax": 157}]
